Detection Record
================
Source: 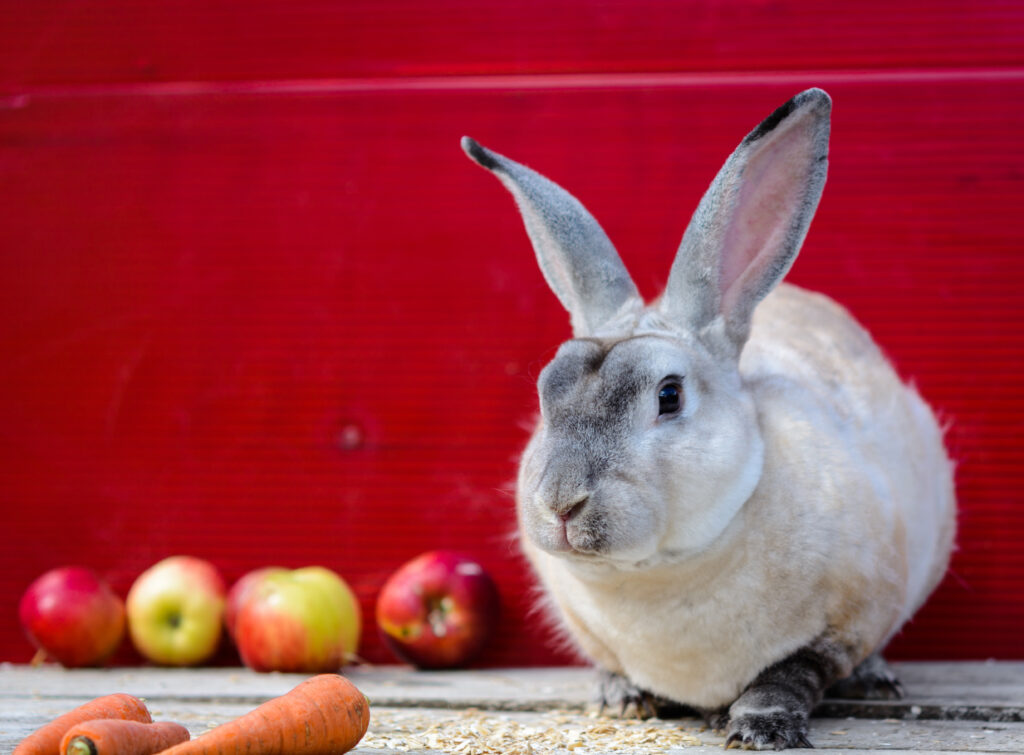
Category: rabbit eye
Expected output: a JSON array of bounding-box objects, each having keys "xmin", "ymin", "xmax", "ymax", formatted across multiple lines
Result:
[{"xmin": 658, "ymin": 379, "xmax": 683, "ymax": 416}]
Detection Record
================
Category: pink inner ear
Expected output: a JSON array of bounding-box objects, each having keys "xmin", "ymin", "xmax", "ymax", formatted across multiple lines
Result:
[{"xmin": 719, "ymin": 121, "xmax": 812, "ymax": 318}]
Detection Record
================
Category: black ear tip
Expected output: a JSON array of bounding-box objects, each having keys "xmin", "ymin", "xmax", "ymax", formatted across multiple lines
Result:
[
  {"xmin": 744, "ymin": 88, "xmax": 831, "ymax": 145},
  {"xmin": 745, "ymin": 98, "xmax": 796, "ymax": 144},
  {"xmin": 461, "ymin": 136, "xmax": 501, "ymax": 171}
]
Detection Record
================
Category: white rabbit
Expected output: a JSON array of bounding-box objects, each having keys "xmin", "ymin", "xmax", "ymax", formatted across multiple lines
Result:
[{"xmin": 462, "ymin": 88, "xmax": 955, "ymax": 750}]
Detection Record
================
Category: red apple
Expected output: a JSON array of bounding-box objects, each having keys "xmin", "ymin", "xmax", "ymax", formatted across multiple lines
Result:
[
  {"xmin": 224, "ymin": 566, "xmax": 287, "ymax": 639},
  {"xmin": 18, "ymin": 566, "xmax": 126, "ymax": 667},
  {"xmin": 126, "ymin": 556, "xmax": 226, "ymax": 666},
  {"xmin": 232, "ymin": 566, "xmax": 361, "ymax": 673},
  {"xmin": 376, "ymin": 550, "xmax": 499, "ymax": 669}
]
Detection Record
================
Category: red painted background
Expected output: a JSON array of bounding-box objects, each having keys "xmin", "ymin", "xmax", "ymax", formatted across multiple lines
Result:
[{"xmin": 2, "ymin": 2, "xmax": 1022, "ymax": 667}]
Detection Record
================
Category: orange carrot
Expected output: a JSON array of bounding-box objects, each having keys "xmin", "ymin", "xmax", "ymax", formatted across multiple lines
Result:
[
  {"xmin": 158, "ymin": 674, "xmax": 370, "ymax": 755},
  {"xmin": 61, "ymin": 720, "xmax": 190, "ymax": 755},
  {"xmin": 14, "ymin": 693, "xmax": 152, "ymax": 755}
]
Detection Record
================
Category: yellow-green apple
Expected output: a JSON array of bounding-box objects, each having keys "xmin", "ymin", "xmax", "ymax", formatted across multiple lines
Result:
[
  {"xmin": 376, "ymin": 551, "xmax": 499, "ymax": 669},
  {"xmin": 18, "ymin": 566, "xmax": 126, "ymax": 667},
  {"xmin": 126, "ymin": 555, "xmax": 226, "ymax": 666},
  {"xmin": 232, "ymin": 566, "xmax": 361, "ymax": 672}
]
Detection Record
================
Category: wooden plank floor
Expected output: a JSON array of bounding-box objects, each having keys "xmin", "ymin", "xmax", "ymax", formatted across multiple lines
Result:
[{"xmin": 2, "ymin": 663, "xmax": 1023, "ymax": 753}]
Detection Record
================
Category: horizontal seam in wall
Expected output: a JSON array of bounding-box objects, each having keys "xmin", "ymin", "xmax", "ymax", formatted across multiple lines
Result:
[{"xmin": 3, "ymin": 66, "xmax": 1024, "ymax": 103}]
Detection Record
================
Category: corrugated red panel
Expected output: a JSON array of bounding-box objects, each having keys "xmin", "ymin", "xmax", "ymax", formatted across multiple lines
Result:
[
  {"xmin": 2, "ymin": 0, "xmax": 1024, "ymax": 88},
  {"xmin": 1, "ymin": 4, "xmax": 1022, "ymax": 666}
]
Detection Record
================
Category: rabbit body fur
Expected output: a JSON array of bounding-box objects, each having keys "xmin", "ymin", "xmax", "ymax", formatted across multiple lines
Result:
[
  {"xmin": 463, "ymin": 88, "xmax": 955, "ymax": 747},
  {"xmin": 521, "ymin": 282, "xmax": 955, "ymax": 709}
]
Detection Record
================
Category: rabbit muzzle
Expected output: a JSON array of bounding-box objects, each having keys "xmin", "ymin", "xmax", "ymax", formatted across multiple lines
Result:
[
  {"xmin": 517, "ymin": 427, "xmax": 666, "ymax": 563},
  {"xmin": 519, "ymin": 445, "xmax": 605, "ymax": 556}
]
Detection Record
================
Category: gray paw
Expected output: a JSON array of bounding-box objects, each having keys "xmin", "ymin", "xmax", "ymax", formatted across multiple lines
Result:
[
  {"xmin": 700, "ymin": 706, "xmax": 731, "ymax": 732},
  {"xmin": 597, "ymin": 671, "xmax": 658, "ymax": 718},
  {"xmin": 827, "ymin": 654, "xmax": 904, "ymax": 701},
  {"xmin": 596, "ymin": 671, "xmax": 693, "ymax": 719},
  {"xmin": 725, "ymin": 710, "xmax": 813, "ymax": 750}
]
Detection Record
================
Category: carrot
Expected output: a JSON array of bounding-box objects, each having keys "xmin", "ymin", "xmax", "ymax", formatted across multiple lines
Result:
[
  {"xmin": 61, "ymin": 720, "xmax": 190, "ymax": 755},
  {"xmin": 157, "ymin": 673, "xmax": 370, "ymax": 755},
  {"xmin": 14, "ymin": 693, "xmax": 152, "ymax": 755}
]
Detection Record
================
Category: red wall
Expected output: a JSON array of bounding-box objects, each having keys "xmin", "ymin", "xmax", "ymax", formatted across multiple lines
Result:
[{"xmin": 2, "ymin": 2, "xmax": 1022, "ymax": 667}]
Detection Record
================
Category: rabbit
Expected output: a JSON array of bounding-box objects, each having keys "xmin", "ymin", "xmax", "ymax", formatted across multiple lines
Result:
[{"xmin": 461, "ymin": 88, "xmax": 956, "ymax": 750}]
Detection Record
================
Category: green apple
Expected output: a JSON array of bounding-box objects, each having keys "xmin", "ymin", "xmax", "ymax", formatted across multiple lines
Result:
[
  {"xmin": 126, "ymin": 556, "xmax": 226, "ymax": 666},
  {"xmin": 232, "ymin": 566, "xmax": 360, "ymax": 672}
]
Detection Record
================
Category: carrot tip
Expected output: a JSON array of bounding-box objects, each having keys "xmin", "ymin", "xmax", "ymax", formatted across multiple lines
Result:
[{"xmin": 66, "ymin": 736, "xmax": 98, "ymax": 755}]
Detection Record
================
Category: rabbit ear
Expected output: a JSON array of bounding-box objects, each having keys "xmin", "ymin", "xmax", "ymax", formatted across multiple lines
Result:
[
  {"xmin": 659, "ymin": 88, "xmax": 831, "ymax": 355},
  {"xmin": 462, "ymin": 137, "xmax": 641, "ymax": 337}
]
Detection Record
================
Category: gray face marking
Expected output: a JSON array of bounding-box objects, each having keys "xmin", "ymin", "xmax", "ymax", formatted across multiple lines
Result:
[
  {"xmin": 535, "ymin": 337, "xmax": 658, "ymax": 531},
  {"xmin": 539, "ymin": 338, "xmax": 652, "ymax": 437},
  {"xmin": 537, "ymin": 339, "xmax": 602, "ymax": 404},
  {"xmin": 527, "ymin": 334, "xmax": 693, "ymax": 558}
]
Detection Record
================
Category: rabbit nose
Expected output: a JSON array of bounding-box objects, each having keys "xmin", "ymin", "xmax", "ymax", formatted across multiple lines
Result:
[{"xmin": 556, "ymin": 495, "xmax": 589, "ymax": 522}]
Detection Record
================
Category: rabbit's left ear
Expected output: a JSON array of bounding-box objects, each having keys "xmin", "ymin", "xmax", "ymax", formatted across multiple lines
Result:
[
  {"xmin": 462, "ymin": 137, "xmax": 641, "ymax": 337},
  {"xmin": 659, "ymin": 89, "xmax": 831, "ymax": 355}
]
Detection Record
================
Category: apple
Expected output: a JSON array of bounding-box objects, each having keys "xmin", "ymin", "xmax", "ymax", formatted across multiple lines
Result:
[
  {"xmin": 232, "ymin": 566, "xmax": 361, "ymax": 673},
  {"xmin": 18, "ymin": 566, "xmax": 126, "ymax": 667},
  {"xmin": 126, "ymin": 555, "xmax": 226, "ymax": 666},
  {"xmin": 376, "ymin": 550, "xmax": 499, "ymax": 669},
  {"xmin": 224, "ymin": 566, "xmax": 286, "ymax": 639}
]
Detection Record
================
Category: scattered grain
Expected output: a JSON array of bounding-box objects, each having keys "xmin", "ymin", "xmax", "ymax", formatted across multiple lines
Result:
[{"xmin": 362, "ymin": 708, "xmax": 704, "ymax": 754}]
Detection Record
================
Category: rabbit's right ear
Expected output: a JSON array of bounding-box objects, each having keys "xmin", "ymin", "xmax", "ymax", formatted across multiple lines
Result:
[
  {"xmin": 659, "ymin": 89, "xmax": 831, "ymax": 356},
  {"xmin": 462, "ymin": 137, "xmax": 641, "ymax": 337}
]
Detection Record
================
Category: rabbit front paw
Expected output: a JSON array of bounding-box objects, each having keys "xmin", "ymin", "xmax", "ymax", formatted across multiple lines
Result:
[
  {"xmin": 721, "ymin": 636, "xmax": 851, "ymax": 749},
  {"xmin": 725, "ymin": 709, "xmax": 812, "ymax": 750}
]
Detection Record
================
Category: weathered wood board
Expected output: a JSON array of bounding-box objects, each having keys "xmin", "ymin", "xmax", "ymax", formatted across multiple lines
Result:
[{"xmin": 2, "ymin": 663, "xmax": 1023, "ymax": 753}]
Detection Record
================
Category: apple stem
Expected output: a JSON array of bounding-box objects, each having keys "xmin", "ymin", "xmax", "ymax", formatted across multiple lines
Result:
[
  {"xmin": 427, "ymin": 596, "xmax": 453, "ymax": 637},
  {"xmin": 29, "ymin": 647, "xmax": 47, "ymax": 667},
  {"xmin": 67, "ymin": 736, "xmax": 98, "ymax": 755},
  {"xmin": 428, "ymin": 609, "xmax": 447, "ymax": 637}
]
